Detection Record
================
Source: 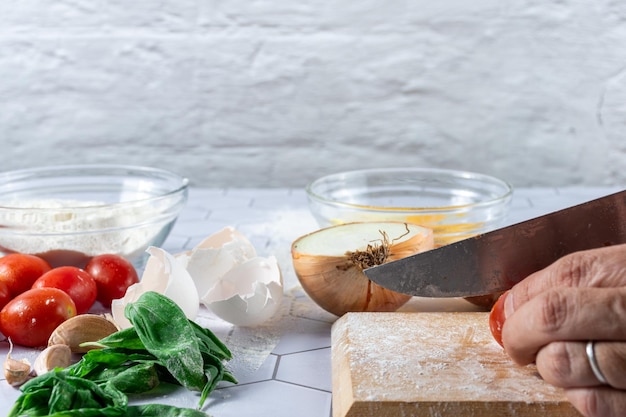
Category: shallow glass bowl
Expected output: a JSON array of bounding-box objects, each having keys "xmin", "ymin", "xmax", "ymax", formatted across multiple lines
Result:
[
  {"xmin": 306, "ymin": 167, "xmax": 513, "ymax": 247},
  {"xmin": 0, "ymin": 164, "xmax": 188, "ymax": 269}
]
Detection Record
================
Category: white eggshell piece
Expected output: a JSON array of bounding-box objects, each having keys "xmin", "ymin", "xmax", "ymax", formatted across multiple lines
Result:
[
  {"xmin": 195, "ymin": 226, "xmax": 257, "ymax": 253},
  {"xmin": 201, "ymin": 256, "xmax": 283, "ymax": 326},
  {"xmin": 111, "ymin": 246, "xmax": 200, "ymax": 329},
  {"xmin": 185, "ymin": 226, "xmax": 258, "ymax": 297}
]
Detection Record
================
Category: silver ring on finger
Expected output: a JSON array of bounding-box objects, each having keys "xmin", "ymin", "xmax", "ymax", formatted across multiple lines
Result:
[{"xmin": 586, "ymin": 340, "xmax": 609, "ymax": 385}]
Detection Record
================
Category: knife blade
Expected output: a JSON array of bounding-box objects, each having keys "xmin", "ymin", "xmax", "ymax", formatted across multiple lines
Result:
[{"xmin": 363, "ymin": 190, "xmax": 626, "ymax": 297}]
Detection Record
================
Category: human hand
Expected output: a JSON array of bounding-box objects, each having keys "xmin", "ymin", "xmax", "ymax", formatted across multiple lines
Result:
[{"xmin": 493, "ymin": 244, "xmax": 626, "ymax": 417}]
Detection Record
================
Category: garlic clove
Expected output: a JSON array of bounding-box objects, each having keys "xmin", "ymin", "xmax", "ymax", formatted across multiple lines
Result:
[
  {"xmin": 33, "ymin": 344, "xmax": 71, "ymax": 376},
  {"xmin": 48, "ymin": 314, "xmax": 119, "ymax": 353},
  {"xmin": 200, "ymin": 256, "xmax": 283, "ymax": 326},
  {"xmin": 4, "ymin": 357, "xmax": 31, "ymax": 387},
  {"xmin": 4, "ymin": 339, "xmax": 32, "ymax": 387},
  {"xmin": 111, "ymin": 246, "xmax": 199, "ymax": 329}
]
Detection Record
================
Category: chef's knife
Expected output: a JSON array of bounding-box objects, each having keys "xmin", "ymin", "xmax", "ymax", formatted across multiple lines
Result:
[{"xmin": 364, "ymin": 190, "xmax": 626, "ymax": 297}]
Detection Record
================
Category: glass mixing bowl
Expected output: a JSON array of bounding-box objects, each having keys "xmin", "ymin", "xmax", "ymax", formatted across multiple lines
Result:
[
  {"xmin": 306, "ymin": 167, "xmax": 513, "ymax": 247},
  {"xmin": 0, "ymin": 164, "xmax": 189, "ymax": 269}
]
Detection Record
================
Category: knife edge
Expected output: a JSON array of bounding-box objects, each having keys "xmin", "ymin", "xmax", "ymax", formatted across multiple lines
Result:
[{"xmin": 363, "ymin": 190, "xmax": 626, "ymax": 297}]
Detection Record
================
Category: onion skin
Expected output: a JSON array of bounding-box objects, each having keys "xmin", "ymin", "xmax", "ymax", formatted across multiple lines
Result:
[{"xmin": 291, "ymin": 222, "xmax": 434, "ymax": 317}]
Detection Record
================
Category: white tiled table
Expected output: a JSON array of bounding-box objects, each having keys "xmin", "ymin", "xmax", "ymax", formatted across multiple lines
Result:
[{"xmin": 0, "ymin": 186, "xmax": 622, "ymax": 417}]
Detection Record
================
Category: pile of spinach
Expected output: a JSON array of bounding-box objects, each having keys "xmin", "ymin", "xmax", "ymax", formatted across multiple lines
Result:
[{"xmin": 8, "ymin": 291, "xmax": 237, "ymax": 417}]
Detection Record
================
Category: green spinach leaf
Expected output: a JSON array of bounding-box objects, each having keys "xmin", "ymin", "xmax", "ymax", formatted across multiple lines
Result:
[
  {"xmin": 125, "ymin": 292, "xmax": 206, "ymax": 392},
  {"xmin": 8, "ymin": 291, "xmax": 235, "ymax": 416}
]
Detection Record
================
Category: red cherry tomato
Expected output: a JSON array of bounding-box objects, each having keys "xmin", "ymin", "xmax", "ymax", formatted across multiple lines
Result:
[
  {"xmin": 0, "ymin": 287, "xmax": 77, "ymax": 347},
  {"xmin": 0, "ymin": 280, "xmax": 11, "ymax": 311},
  {"xmin": 489, "ymin": 292, "xmax": 507, "ymax": 347},
  {"xmin": 32, "ymin": 266, "xmax": 98, "ymax": 315},
  {"xmin": 85, "ymin": 254, "xmax": 139, "ymax": 307},
  {"xmin": 0, "ymin": 253, "xmax": 52, "ymax": 297}
]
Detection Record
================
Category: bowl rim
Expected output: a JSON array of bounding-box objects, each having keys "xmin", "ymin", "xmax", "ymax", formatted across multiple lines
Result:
[
  {"xmin": 305, "ymin": 167, "xmax": 513, "ymax": 212},
  {"xmin": 0, "ymin": 164, "xmax": 189, "ymax": 211}
]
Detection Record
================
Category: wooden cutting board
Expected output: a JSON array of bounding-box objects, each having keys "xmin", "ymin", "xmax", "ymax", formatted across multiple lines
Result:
[{"xmin": 331, "ymin": 312, "xmax": 582, "ymax": 417}]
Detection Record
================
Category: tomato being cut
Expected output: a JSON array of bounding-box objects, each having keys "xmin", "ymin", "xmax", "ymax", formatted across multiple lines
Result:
[
  {"xmin": 0, "ymin": 287, "xmax": 77, "ymax": 347},
  {"xmin": 32, "ymin": 266, "xmax": 98, "ymax": 314},
  {"xmin": 0, "ymin": 253, "xmax": 52, "ymax": 297},
  {"xmin": 489, "ymin": 291, "xmax": 507, "ymax": 347},
  {"xmin": 85, "ymin": 254, "xmax": 139, "ymax": 307}
]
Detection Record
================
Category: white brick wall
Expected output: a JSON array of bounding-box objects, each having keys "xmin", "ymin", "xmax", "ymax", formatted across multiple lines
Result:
[{"xmin": 0, "ymin": 1, "xmax": 625, "ymax": 188}]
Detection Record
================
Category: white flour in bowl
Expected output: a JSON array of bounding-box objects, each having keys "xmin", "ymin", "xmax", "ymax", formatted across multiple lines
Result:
[{"xmin": 0, "ymin": 199, "xmax": 170, "ymax": 267}]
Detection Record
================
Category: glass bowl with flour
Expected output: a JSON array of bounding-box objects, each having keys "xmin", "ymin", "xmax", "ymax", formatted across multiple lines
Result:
[{"xmin": 0, "ymin": 165, "xmax": 188, "ymax": 269}]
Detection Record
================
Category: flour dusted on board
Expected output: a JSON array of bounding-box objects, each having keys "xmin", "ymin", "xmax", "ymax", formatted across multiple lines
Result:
[{"xmin": 0, "ymin": 199, "xmax": 165, "ymax": 262}]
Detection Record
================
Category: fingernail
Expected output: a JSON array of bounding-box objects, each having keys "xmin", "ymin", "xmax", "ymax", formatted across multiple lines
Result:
[{"xmin": 503, "ymin": 290, "xmax": 514, "ymax": 318}]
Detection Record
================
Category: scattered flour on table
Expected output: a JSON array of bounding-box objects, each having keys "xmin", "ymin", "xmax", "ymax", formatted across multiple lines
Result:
[{"xmin": 195, "ymin": 292, "xmax": 299, "ymax": 381}]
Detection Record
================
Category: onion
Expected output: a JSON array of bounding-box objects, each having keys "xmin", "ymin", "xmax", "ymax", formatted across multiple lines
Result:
[{"xmin": 291, "ymin": 222, "xmax": 434, "ymax": 316}]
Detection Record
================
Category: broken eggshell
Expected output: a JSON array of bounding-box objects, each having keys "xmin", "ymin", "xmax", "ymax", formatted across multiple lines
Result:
[
  {"xmin": 111, "ymin": 246, "xmax": 199, "ymax": 329},
  {"xmin": 177, "ymin": 227, "xmax": 257, "ymax": 298},
  {"xmin": 183, "ymin": 227, "xmax": 284, "ymax": 327},
  {"xmin": 202, "ymin": 256, "xmax": 283, "ymax": 326}
]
